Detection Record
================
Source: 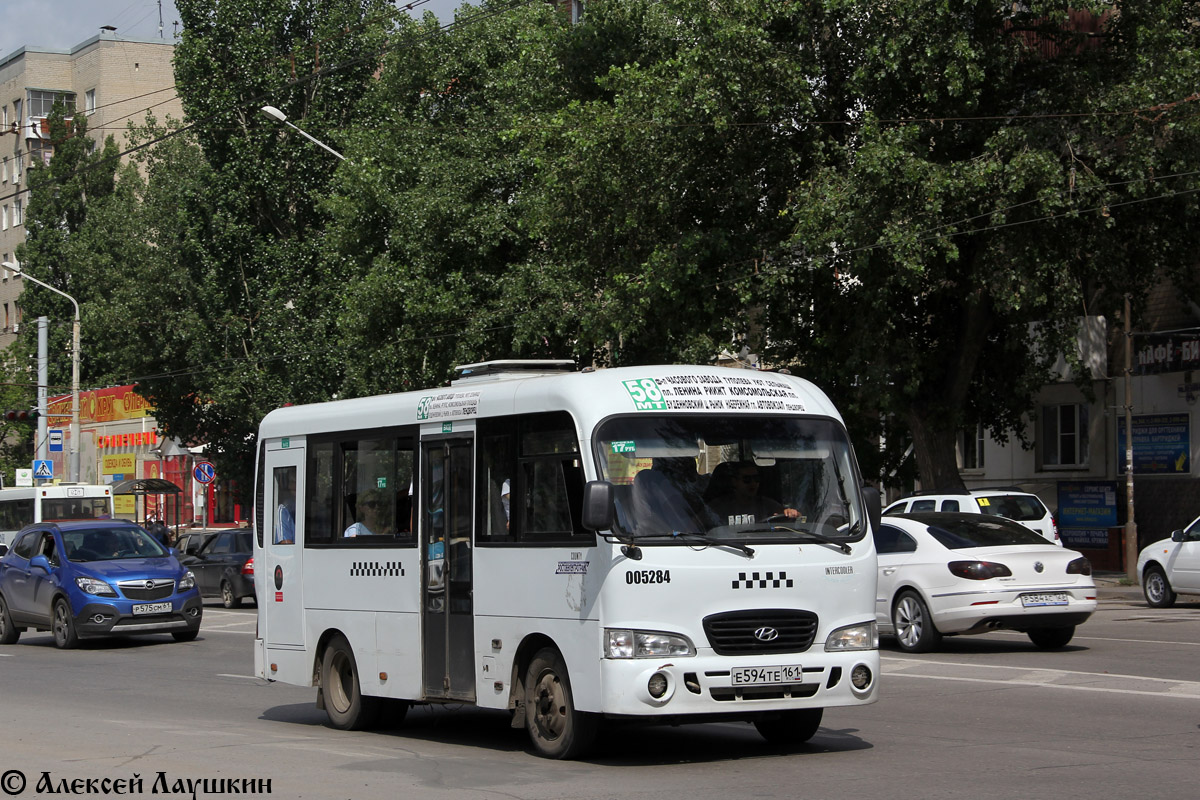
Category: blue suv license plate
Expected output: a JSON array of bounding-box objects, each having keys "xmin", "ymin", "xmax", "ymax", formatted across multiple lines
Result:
[{"xmin": 132, "ymin": 602, "xmax": 173, "ymax": 615}]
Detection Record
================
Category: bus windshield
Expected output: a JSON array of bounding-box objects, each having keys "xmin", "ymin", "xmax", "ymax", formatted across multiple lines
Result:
[{"xmin": 595, "ymin": 415, "xmax": 866, "ymax": 543}]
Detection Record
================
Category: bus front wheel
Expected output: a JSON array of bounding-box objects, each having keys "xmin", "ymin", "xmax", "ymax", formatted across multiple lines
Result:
[
  {"xmin": 524, "ymin": 647, "xmax": 597, "ymax": 759},
  {"xmin": 320, "ymin": 634, "xmax": 380, "ymax": 730},
  {"xmin": 754, "ymin": 708, "xmax": 823, "ymax": 745}
]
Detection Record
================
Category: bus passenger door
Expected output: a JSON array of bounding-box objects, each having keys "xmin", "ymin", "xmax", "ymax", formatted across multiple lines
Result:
[
  {"xmin": 262, "ymin": 444, "xmax": 305, "ymax": 648},
  {"xmin": 421, "ymin": 437, "xmax": 475, "ymax": 702}
]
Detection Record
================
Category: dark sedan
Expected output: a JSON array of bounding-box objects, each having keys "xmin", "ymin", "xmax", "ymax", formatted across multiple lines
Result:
[{"xmin": 179, "ymin": 530, "xmax": 255, "ymax": 608}]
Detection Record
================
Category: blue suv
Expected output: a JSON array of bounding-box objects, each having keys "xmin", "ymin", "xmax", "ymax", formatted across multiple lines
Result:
[{"xmin": 0, "ymin": 520, "xmax": 203, "ymax": 648}]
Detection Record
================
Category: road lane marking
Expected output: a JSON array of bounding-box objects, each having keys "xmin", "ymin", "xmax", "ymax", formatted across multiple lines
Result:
[
  {"xmin": 883, "ymin": 656, "xmax": 1200, "ymax": 699},
  {"xmin": 986, "ymin": 629, "xmax": 1200, "ymax": 647}
]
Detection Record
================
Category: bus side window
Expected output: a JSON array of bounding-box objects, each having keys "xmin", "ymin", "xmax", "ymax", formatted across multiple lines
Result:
[
  {"xmin": 478, "ymin": 431, "xmax": 516, "ymax": 543},
  {"xmin": 305, "ymin": 431, "xmax": 416, "ymax": 547}
]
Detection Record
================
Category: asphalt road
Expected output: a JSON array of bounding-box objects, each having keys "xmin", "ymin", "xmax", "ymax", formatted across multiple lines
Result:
[{"xmin": 1, "ymin": 590, "xmax": 1197, "ymax": 800}]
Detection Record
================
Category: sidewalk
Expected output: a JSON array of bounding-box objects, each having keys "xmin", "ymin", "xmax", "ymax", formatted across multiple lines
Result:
[{"xmin": 1092, "ymin": 571, "xmax": 1145, "ymax": 602}]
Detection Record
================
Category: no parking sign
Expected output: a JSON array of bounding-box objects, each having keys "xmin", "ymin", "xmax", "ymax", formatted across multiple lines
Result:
[{"xmin": 194, "ymin": 461, "xmax": 216, "ymax": 484}]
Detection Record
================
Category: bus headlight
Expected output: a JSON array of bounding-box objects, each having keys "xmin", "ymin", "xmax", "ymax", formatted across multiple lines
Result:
[
  {"xmin": 605, "ymin": 629, "xmax": 695, "ymax": 659},
  {"xmin": 825, "ymin": 621, "xmax": 878, "ymax": 652}
]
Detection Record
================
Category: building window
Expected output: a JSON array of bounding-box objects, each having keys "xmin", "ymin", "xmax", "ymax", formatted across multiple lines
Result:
[
  {"xmin": 1042, "ymin": 403, "xmax": 1089, "ymax": 467},
  {"xmin": 11, "ymin": 198, "xmax": 20, "ymax": 226},
  {"xmin": 29, "ymin": 140, "xmax": 50, "ymax": 168},
  {"xmin": 2, "ymin": 205, "xmax": 7, "ymax": 231},
  {"xmin": 958, "ymin": 423, "xmax": 985, "ymax": 470},
  {"xmin": 570, "ymin": 0, "xmax": 585, "ymax": 23},
  {"xmin": 27, "ymin": 90, "xmax": 76, "ymax": 118},
  {"xmin": 85, "ymin": 89, "xmax": 96, "ymax": 113}
]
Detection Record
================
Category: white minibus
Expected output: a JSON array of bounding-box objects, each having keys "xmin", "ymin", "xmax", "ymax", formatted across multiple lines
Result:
[
  {"xmin": 0, "ymin": 484, "xmax": 116, "ymax": 548},
  {"xmin": 253, "ymin": 361, "xmax": 881, "ymax": 758}
]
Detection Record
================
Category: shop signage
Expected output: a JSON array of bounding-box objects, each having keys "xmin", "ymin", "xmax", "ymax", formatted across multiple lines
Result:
[
  {"xmin": 1117, "ymin": 413, "xmax": 1191, "ymax": 474},
  {"xmin": 1056, "ymin": 481, "xmax": 1118, "ymax": 528}
]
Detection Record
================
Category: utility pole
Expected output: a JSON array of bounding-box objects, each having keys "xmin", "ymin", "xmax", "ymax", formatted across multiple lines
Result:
[
  {"xmin": 37, "ymin": 317, "xmax": 48, "ymax": 461},
  {"xmin": 1123, "ymin": 295, "xmax": 1138, "ymax": 581}
]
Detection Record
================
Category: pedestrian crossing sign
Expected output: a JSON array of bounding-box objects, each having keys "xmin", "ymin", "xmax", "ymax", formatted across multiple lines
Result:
[{"xmin": 33, "ymin": 459, "xmax": 53, "ymax": 479}]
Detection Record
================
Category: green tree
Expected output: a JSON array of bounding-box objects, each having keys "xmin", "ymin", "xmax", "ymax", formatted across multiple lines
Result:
[
  {"xmin": 114, "ymin": 0, "xmax": 398, "ymax": 496},
  {"xmin": 13, "ymin": 104, "xmax": 138, "ymax": 418},
  {"xmin": 766, "ymin": 1, "xmax": 1200, "ymax": 488}
]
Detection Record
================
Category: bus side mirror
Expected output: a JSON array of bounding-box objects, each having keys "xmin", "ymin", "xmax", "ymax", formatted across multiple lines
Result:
[
  {"xmin": 861, "ymin": 485, "xmax": 882, "ymax": 533},
  {"xmin": 581, "ymin": 481, "xmax": 615, "ymax": 532}
]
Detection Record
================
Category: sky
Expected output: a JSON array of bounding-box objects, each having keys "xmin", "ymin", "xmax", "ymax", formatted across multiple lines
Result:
[{"xmin": 0, "ymin": 0, "xmax": 464, "ymax": 60}]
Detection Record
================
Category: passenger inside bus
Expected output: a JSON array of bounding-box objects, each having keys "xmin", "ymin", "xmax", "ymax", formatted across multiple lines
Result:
[
  {"xmin": 344, "ymin": 489, "xmax": 393, "ymax": 537},
  {"xmin": 707, "ymin": 462, "xmax": 800, "ymax": 525}
]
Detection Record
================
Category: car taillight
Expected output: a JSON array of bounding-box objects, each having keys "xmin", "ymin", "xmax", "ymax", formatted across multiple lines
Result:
[
  {"xmin": 1066, "ymin": 556, "xmax": 1092, "ymax": 576},
  {"xmin": 1052, "ymin": 514, "xmax": 1060, "ymax": 542},
  {"xmin": 242, "ymin": 557, "xmax": 254, "ymax": 576},
  {"xmin": 948, "ymin": 560, "xmax": 1012, "ymax": 580}
]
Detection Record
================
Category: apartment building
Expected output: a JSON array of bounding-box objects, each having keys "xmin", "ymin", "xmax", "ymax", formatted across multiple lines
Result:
[{"xmin": 0, "ymin": 29, "xmax": 181, "ymax": 348}]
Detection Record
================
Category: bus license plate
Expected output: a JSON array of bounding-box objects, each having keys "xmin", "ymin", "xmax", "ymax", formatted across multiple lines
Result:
[
  {"xmin": 731, "ymin": 665, "xmax": 803, "ymax": 686},
  {"xmin": 1020, "ymin": 593, "xmax": 1068, "ymax": 607},
  {"xmin": 132, "ymin": 602, "xmax": 173, "ymax": 615}
]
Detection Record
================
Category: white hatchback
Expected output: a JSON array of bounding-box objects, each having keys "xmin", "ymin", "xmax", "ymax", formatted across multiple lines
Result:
[
  {"xmin": 1136, "ymin": 514, "xmax": 1200, "ymax": 607},
  {"xmin": 875, "ymin": 513, "xmax": 1097, "ymax": 652},
  {"xmin": 884, "ymin": 489, "xmax": 1060, "ymax": 545}
]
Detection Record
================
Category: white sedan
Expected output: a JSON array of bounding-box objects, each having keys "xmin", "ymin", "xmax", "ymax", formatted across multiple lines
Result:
[
  {"xmin": 875, "ymin": 513, "xmax": 1098, "ymax": 652},
  {"xmin": 1136, "ymin": 514, "xmax": 1200, "ymax": 607}
]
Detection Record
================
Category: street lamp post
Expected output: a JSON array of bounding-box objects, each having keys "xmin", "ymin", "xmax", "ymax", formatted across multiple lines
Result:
[
  {"xmin": 260, "ymin": 105, "xmax": 346, "ymax": 160},
  {"xmin": 2, "ymin": 260, "xmax": 81, "ymax": 483}
]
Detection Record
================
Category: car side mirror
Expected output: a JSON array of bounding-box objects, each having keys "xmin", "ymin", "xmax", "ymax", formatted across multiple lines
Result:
[
  {"xmin": 30, "ymin": 554, "xmax": 52, "ymax": 573},
  {"xmin": 0, "ymin": 544, "xmax": 7, "ymax": 557},
  {"xmin": 861, "ymin": 485, "xmax": 882, "ymax": 534},
  {"xmin": 1171, "ymin": 529, "xmax": 1185, "ymax": 542},
  {"xmin": 581, "ymin": 480, "xmax": 615, "ymax": 532}
]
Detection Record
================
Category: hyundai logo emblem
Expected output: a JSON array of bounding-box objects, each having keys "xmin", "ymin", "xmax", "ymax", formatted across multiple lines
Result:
[
  {"xmin": 1034, "ymin": 561, "xmax": 1044, "ymax": 573},
  {"xmin": 754, "ymin": 626, "xmax": 780, "ymax": 642}
]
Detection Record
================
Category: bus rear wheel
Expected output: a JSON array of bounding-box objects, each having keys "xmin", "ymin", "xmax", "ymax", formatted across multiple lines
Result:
[
  {"xmin": 524, "ymin": 647, "xmax": 597, "ymax": 759},
  {"xmin": 754, "ymin": 708, "xmax": 823, "ymax": 745},
  {"xmin": 321, "ymin": 634, "xmax": 380, "ymax": 730}
]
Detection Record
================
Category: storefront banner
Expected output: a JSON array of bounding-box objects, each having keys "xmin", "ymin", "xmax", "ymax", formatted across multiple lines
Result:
[
  {"xmin": 1116, "ymin": 413, "xmax": 1191, "ymax": 474},
  {"xmin": 1056, "ymin": 481, "xmax": 1118, "ymax": 528}
]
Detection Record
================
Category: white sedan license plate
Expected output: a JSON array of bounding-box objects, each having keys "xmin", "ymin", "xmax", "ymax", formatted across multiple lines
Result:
[
  {"xmin": 1020, "ymin": 592, "xmax": 1069, "ymax": 607},
  {"xmin": 132, "ymin": 602, "xmax": 173, "ymax": 615},
  {"xmin": 731, "ymin": 665, "xmax": 804, "ymax": 686}
]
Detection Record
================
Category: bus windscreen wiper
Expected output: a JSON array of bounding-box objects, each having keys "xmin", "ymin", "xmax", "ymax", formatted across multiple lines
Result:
[
  {"xmin": 668, "ymin": 531, "xmax": 755, "ymax": 558},
  {"xmin": 744, "ymin": 524, "xmax": 852, "ymax": 554}
]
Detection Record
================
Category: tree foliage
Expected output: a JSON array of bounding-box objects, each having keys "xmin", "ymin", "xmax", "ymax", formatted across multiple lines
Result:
[{"xmin": 12, "ymin": 0, "xmax": 1200, "ymax": 498}]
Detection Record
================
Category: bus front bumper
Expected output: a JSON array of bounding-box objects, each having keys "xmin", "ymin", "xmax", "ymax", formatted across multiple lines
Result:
[{"xmin": 596, "ymin": 648, "xmax": 879, "ymax": 717}]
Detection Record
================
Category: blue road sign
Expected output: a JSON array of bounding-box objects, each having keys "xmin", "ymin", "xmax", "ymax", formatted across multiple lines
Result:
[
  {"xmin": 33, "ymin": 459, "xmax": 54, "ymax": 479},
  {"xmin": 49, "ymin": 429, "xmax": 63, "ymax": 452},
  {"xmin": 194, "ymin": 461, "xmax": 216, "ymax": 484}
]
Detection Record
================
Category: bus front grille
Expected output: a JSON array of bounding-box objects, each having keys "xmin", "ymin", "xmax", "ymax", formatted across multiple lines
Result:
[{"xmin": 702, "ymin": 609, "xmax": 819, "ymax": 655}]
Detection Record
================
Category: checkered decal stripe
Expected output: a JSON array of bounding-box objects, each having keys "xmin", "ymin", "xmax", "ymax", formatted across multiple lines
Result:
[
  {"xmin": 350, "ymin": 561, "xmax": 405, "ymax": 577},
  {"xmin": 732, "ymin": 571, "xmax": 793, "ymax": 589}
]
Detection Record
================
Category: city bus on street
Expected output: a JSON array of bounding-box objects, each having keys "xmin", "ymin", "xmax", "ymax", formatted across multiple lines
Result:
[
  {"xmin": 253, "ymin": 361, "xmax": 881, "ymax": 758},
  {"xmin": 0, "ymin": 484, "xmax": 116, "ymax": 549}
]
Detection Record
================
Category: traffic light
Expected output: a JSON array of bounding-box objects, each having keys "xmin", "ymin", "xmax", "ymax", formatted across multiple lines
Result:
[{"xmin": 3, "ymin": 409, "xmax": 39, "ymax": 422}]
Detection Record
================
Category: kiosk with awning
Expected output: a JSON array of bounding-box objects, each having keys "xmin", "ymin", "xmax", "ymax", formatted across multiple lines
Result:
[{"xmin": 110, "ymin": 477, "xmax": 184, "ymax": 533}]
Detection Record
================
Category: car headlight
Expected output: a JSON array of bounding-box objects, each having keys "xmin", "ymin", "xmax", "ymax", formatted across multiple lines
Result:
[
  {"xmin": 825, "ymin": 621, "xmax": 878, "ymax": 652},
  {"xmin": 605, "ymin": 629, "xmax": 696, "ymax": 658},
  {"xmin": 178, "ymin": 571, "xmax": 196, "ymax": 591},
  {"xmin": 75, "ymin": 576, "xmax": 118, "ymax": 597}
]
